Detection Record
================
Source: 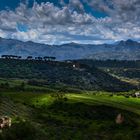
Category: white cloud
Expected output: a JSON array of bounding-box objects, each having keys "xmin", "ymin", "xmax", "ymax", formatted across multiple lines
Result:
[
  {"xmin": 84, "ymin": 0, "xmax": 140, "ymax": 23},
  {"xmin": 11, "ymin": 29, "xmax": 38, "ymax": 41},
  {"xmin": 0, "ymin": 29, "xmax": 6, "ymax": 38},
  {"xmin": 0, "ymin": 1, "xmax": 139, "ymax": 44}
]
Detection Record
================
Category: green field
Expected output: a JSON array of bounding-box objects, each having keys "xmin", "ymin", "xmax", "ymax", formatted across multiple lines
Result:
[{"xmin": 0, "ymin": 91, "xmax": 140, "ymax": 140}]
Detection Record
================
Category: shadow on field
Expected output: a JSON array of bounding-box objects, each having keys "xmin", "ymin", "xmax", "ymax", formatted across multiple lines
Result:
[
  {"xmin": 0, "ymin": 99, "xmax": 140, "ymax": 140},
  {"xmin": 32, "ymin": 100, "xmax": 140, "ymax": 140}
]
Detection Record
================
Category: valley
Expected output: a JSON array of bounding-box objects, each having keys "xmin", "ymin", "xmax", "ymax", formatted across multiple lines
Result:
[{"xmin": 0, "ymin": 58, "xmax": 139, "ymax": 140}]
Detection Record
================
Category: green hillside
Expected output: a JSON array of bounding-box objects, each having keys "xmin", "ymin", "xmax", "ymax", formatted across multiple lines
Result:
[
  {"xmin": 76, "ymin": 59, "xmax": 140, "ymax": 87},
  {"xmin": 77, "ymin": 59, "xmax": 140, "ymax": 79},
  {"xmin": 0, "ymin": 59, "xmax": 135, "ymax": 91}
]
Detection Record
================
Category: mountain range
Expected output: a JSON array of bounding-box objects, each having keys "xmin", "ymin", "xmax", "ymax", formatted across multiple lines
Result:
[{"xmin": 0, "ymin": 37, "xmax": 139, "ymax": 60}]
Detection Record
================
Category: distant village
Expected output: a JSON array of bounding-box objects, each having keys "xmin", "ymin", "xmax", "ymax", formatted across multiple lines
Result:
[{"xmin": 1, "ymin": 55, "xmax": 56, "ymax": 61}]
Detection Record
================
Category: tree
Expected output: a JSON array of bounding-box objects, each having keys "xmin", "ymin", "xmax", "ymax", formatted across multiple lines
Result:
[
  {"xmin": 20, "ymin": 82, "xmax": 25, "ymax": 91},
  {"xmin": 51, "ymin": 91, "xmax": 66, "ymax": 101},
  {"xmin": 14, "ymin": 82, "xmax": 25, "ymax": 91},
  {"xmin": 0, "ymin": 82, "xmax": 10, "ymax": 89}
]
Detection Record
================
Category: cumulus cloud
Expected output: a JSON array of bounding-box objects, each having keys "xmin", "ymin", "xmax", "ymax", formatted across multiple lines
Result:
[
  {"xmin": 84, "ymin": 0, "xmax": 140, "ymax": 23},
  {"xmin": 0, "ymin": 0, "xmax": 139, "ymax": 44},
  {"xmin": 69, "ymin": 0, "xmax": 85, "ymax": 13},
  {"xmin": 0, "ymin": 29, "xmax": 7, "ymax": 38}
]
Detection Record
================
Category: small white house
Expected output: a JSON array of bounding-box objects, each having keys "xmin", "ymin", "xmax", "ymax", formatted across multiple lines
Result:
[
  {"xmin": 73, "ymin": 64, "xmax": 76, "ymax": 68},
  {"xmin": 135, "ymin": 92, "xmax": 140, "ymax": 98}
]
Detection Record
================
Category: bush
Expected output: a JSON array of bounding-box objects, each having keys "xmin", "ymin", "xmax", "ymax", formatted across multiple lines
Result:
[
  {"xmin": 0, "ymin": 82, "xmax": 10, "ymax": 89},
  {"xmin": 109, "ymin": 94, "xmax": 113, "ymax": 97},
  {"xmin": 51, "ymin": 91, "xmax": 66, "ymax": 101},
  {"xmin": 13, "ymin": 82, "xmax": 25, "ymax": 91},
  {"xmin": 124, "ymin": 95, "xmax": 129, "ymax": 98},
  {"xmin": 64, "ymin": 97, "xmax": 68, "ymax": 101}
]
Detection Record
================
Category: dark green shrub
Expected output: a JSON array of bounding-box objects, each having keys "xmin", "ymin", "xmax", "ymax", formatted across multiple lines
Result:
[{"xmin": 124, "ymin": 95, "xmax": 129, "ymax": 98}]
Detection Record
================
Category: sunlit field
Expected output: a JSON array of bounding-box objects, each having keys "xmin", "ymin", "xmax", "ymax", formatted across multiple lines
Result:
[{"xmin": 0, "ymin": 90, "xmax": 140, "ymax": 140}]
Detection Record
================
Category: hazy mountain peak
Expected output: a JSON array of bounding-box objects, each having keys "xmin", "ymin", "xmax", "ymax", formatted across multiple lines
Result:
[
  {"xmin": 118, "ymin": 39, "xmax": 138, "ymax": 46},
  {"xmin": 0, "ymin": 37, "xmax": 139, "ymax": 60}
]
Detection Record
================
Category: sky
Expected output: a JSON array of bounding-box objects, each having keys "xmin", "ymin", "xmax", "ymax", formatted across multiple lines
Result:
[{"xmin": 0, "ymin": 0, "xmax": 139, "ymax": 44}]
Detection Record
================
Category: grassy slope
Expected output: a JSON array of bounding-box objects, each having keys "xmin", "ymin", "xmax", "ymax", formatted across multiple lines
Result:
[
  {"xmin": 69, "ymin": 94, "xmax": 140, "ymax": 116},
  {"xmin": 0, "ymin": 92, "xmax": 140, "ymax": 140}
]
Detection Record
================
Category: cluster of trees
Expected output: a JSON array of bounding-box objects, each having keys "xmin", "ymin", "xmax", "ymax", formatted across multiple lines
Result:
[
  {"xmin": 1, "ymin": 55, "xmax": 21, "ymax": 59},
  {"xmin": 0, "ymin": 82, "xmax": 25, "ymax": 91},
  {"xmin": 1, "ymin": 55, "xmax": 56, "ymax": 61},
  {"xmin": 25, "ymin": 56, "xmax": 56, "ymax": 61}
]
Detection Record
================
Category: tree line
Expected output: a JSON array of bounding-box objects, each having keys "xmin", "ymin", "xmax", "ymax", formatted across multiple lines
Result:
[{"xmin": 1, "ymin": 55, "xmax": 56, "ymax": 61}]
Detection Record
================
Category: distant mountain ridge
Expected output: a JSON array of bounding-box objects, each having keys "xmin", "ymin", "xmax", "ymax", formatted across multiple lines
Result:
[{"xmin": 0, "ymin": 37, "xmax": 139, "ymax": 60}]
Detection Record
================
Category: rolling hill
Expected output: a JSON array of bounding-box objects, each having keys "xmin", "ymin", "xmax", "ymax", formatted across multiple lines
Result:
[
  {"xmin": 0, "ymin": 59, "xmax": 136, "ymax": 91},
  {"xmin": 76, "ymin": 59, "xmax": 140, "ymax": 79}
]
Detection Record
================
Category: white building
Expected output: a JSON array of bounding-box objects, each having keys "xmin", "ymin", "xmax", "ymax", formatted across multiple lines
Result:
[{"xmin": 135, "ymin": 92, "xmax": 140, "ymax": 98}]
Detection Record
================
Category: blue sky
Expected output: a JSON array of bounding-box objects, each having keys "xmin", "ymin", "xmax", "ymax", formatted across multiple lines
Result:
[
  {"xmin": 0, "ymin": 0, "xmax": 139, "ymax": 44},
  {"xmin": 0, "ymin": 0, "xmax": 107, "ymax": 18}
]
